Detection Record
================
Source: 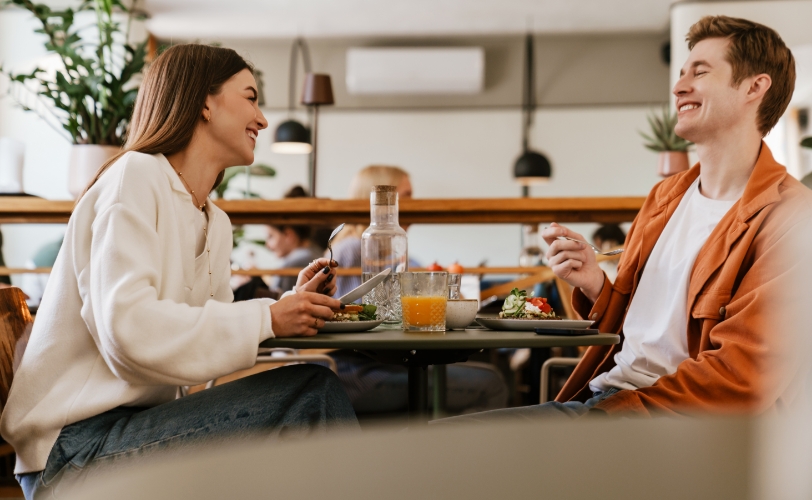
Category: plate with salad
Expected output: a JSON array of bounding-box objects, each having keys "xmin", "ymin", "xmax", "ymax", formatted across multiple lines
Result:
[
  {"xmin": 319, "ymin": 304, "xmax": 383, "ymax": 333},
  {"xmin": 476, "ymin": 288, "xmax": 593, "ymax": 331}
]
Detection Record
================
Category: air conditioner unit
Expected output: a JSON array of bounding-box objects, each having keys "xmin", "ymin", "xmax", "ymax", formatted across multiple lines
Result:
[{"xmin": 346, "ymin": 47, "xmax": 484, "ymax": 95}]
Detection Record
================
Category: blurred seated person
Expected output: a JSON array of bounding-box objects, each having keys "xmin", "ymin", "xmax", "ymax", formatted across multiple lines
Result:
[
  {"xmin": 330, "ymin": 165, "xmax": 508, "ymax": 415},
  {"xmin": 233, "ymin": 186, "xmax": 321, "ymax": 300},
  {"xmin": 592, "ymin": 224, "xmax": 626, "ymax": 282},
  {"xmin": 332, "ymin": 165, "xmax": 412, "ymax": 297}
]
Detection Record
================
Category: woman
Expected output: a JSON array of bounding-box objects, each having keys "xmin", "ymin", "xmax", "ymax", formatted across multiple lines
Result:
[
  {"xmin": 329, "ymin": 166, "xmax": 507, "ymax": 416},
  {"xmin": 2, "ymin": 45, "xmax": 357, "ymax": 499}
]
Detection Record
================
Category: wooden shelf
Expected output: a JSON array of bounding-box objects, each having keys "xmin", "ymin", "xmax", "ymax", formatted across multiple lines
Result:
[{"xmin": 0, "ymin": 196, "xmax": 644, "ymax": 225}]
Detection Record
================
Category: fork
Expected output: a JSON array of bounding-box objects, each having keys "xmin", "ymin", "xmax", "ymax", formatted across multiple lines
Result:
[
  {"xmin": 326, "ymin": 223, "xmax": 345, "ymax": 265},
  {"xmin": 556, "ymin": 236, "xmax": 624, "ymax": 256}
]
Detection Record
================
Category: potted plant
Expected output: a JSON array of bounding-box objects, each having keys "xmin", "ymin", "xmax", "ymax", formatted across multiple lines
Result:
[
  {"xmin": 640, "ymin": 107, "xmax": 692, "ymax": 177},
  {"xmin": 1, "ymin": 0, "xmax": 146, "ymax": 198}
]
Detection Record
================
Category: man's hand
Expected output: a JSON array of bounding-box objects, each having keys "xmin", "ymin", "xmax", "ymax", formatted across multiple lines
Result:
[
  {"xmin": 270, "ymin": 291, "xmax": 341, "ymax": 337},
  {"xmin": 295, "ymin": 257, "xmax": 338, "ymax": 296},
  {"xmin": 541, "ymin": 222, "xmax": 605, "ymax": 303}
]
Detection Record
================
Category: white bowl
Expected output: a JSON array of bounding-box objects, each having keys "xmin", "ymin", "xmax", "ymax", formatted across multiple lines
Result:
[{"xmin": 445, "ymin": 299, "xmax": 479, "ymax": 330}]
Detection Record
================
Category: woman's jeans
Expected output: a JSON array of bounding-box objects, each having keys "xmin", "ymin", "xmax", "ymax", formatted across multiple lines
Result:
[{"xmin": 17, "ymin": 364, "xmax": 358, "ymax": 499}]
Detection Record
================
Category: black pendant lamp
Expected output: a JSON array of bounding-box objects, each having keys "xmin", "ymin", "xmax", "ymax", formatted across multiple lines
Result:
[
  {"xmin": 513, "ymin": 32, "xmax": 552, "ymax": 196},
  {"xmin": 272, "ymin": 38, "xmax": 313, "ymax": 155}
]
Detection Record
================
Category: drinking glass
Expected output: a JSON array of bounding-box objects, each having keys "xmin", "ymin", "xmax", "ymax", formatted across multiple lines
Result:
[
  {"xmin": 400, "ymin": 272, "xmax": 448, "ymax": 332},
  {"xmin": 447, "ymin": 273, "xmax": 461, "ymax": 299}
]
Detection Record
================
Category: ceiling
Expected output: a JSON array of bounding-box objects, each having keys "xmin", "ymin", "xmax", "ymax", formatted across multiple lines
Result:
[{"xmin": 142, "ymin": 0, "xmax": 676, "ymax": 40}]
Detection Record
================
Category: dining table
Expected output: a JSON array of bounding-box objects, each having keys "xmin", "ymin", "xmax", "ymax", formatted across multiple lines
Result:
[{"xmin": 260, "ymin": 325, "xmax": 620, "ymax": 423}]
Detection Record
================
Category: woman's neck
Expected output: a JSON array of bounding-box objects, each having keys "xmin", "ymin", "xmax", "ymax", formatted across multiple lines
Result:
[{"xmin": 165, "ymin": 147, "xmax": 222, "ymax": 209}]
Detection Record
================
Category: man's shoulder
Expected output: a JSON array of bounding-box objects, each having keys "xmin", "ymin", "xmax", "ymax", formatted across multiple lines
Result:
[{"xmin": 773, "ymin": 174, "xmax": 812, "ymax": 221}]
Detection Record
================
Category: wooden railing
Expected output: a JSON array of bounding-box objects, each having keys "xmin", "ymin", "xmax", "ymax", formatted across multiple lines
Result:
[{"xmin": 0, "ymin": 196, "xmax": 645, "ymax": 224}]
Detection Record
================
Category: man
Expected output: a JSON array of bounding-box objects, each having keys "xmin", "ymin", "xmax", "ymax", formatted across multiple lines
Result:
[{"xmin": 447, "ymin": 15, "xmax": 812, "ymax": 421}]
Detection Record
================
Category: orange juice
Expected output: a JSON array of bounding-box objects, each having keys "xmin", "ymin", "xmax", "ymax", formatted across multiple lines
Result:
[{"xmin": 401, "ymin": 295, "xmax": 447, "ymax": 330}]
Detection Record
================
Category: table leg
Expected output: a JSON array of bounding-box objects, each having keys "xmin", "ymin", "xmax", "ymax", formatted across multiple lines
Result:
[
  {"xmin": 432, "ymin": 364, "xmax": 447, "ymax": 419},
  {"xmin": 408, "ymin": 365, "xmax": 429, "ymax": 423}
]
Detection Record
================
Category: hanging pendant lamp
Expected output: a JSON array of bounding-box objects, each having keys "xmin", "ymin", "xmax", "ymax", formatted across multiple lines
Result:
[
  {"xmin": 272, "ymin": 38, "xmax": 313, "ymax": 155},
  {"xmin": 513, "ymin": 32, "xmax": 552, "ymax": 196}
]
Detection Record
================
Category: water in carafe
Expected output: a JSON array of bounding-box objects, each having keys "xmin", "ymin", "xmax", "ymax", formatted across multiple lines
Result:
[{"xmin": 361, "ymin": 185, "xmax": 408, "ymax": 324}]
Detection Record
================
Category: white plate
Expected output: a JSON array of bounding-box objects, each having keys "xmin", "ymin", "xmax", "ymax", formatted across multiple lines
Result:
[
  {"xmin": 476, "ymin": 317, "xmax": 593, "ymax": 331},
  {"xmin": 319, "ymin": 319, "xmax": 384, "ymax": 333}
]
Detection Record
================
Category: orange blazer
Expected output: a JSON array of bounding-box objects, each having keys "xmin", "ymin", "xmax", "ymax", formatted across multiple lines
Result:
[{"xmin": 557, "ymin": 143, "xmax": 812, "ymax": 416}]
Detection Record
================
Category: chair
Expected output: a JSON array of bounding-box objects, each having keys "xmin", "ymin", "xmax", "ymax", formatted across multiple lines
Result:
[
  {"xmin": 0, "ymin": 287, "xmax": 33, "ymax": 412},
  {"xmin": 539, "ymin": 357, "xmax": 580, "ymax": 403},
  {"xmin": 0, "ymin": 287, "xmax": 34, "ymax": 465},
  {"xmin": 179, "ymin": 349, "xmax": 339, "ymax": 396}
]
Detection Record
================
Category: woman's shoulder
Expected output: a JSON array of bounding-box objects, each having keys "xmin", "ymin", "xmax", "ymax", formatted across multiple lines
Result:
[
  {"xmin": 89, "ymin": 152, "xmax": 171, "ymax": 202},
  {"xmin": 74, "ymin": 151, "xmax": 174, "ymax": 223}
]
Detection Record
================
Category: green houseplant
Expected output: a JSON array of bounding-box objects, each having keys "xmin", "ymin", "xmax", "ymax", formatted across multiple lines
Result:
[
  {"xmin": 1, "ymin": 0, "xmax": 146, "ymax": 197},
  {"xmin": 640, "ymin": 107, "xmax": 692, "ymax": 177}
]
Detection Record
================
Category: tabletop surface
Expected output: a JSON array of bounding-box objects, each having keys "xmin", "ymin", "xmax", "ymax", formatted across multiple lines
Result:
[{"xmin": 260, "ymin": 327, "xmax": 620, "ymax": 350}]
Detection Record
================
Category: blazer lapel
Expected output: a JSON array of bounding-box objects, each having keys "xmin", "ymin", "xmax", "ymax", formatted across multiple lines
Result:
[{"xmin": 686, "ymin": 142, "xmax": 786, "ymax": 312}]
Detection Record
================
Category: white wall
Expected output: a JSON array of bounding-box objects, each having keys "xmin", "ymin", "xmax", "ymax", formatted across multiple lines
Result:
[{"xmin": 243, "ymin": 106, "xmax": 661, "ymax": 269}]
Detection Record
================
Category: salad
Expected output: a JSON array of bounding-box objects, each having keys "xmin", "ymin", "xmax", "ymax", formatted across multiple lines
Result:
[
  {"xmin": 499, "ymin": 288, "xmax": 559, "ymax": 320},
  {"xmin": 330, "ymin": 304, "xmax": 378, "ymax": 322}
]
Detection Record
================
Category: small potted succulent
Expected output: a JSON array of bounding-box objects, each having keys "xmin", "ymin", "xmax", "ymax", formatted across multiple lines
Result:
[{"xmin": 640, "ymin": 107, "xmax": 692, "ymax": 177}]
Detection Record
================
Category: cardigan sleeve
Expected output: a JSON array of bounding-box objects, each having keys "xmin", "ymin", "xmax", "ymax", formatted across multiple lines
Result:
[{"xmin": 84, "ymin": 169, "xmax": 274, "ymax": 385}]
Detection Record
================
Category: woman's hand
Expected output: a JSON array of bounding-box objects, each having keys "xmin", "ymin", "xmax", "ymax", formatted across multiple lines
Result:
[
  {"xmin": 295, "ymin": 257, "xmax": 338, "ymax": 296},
  {"xmin": 541, "ymin": 222, "xmax": 605, "ymax": 303},
  {"xmin": 270, "ymin": 291, "xmax": 341, "ymax": 337}
]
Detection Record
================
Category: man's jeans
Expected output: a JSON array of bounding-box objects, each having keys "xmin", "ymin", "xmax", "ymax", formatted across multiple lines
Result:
[
  {"xmin": 17, "ymin": 364, "xmax": 359, "ymax": 499},
  {"xmin": 433, "ymin": 388, "xmax": 621, "ymax": 424}
]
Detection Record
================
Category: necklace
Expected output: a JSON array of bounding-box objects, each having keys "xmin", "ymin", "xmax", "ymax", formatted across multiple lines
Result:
[{"xmin": 171, "ymin": 167, "xmax": 214, "ymax": 297}]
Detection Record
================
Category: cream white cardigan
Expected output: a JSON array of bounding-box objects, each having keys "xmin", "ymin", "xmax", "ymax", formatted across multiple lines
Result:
[{"xmin": 1, "ymin": 152, "xmax": 276, "ymax": 473}]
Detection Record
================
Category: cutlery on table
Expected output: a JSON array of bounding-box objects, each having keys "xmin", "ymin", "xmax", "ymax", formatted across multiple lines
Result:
[
  {"xmin": 556, "ymin": 236, "xmax": 624, "ymax": 256},
  {"xmin": 338, "ymin": 268, "xmax": 391, "ymax": 305}
]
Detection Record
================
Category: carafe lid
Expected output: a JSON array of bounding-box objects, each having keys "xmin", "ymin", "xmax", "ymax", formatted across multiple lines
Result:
[{"xmin": 372, "ymin": 185, "xmax": 397, "ymax": 205}]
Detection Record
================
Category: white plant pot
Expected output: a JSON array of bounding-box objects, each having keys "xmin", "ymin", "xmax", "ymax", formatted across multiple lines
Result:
[{"xmin": 68, "ymin": 145, "xmax": 120, "ymax": 199}]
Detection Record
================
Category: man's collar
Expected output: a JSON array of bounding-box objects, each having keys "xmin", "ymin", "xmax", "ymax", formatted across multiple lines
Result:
[{"xmin": 653, "ymin": 141, "xmax": 787, "ymax": 222}]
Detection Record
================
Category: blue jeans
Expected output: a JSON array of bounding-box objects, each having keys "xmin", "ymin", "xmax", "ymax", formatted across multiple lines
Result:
[
  {"xmin": 17, "ymin": 364, "xmax": 358, "ymax": 499},
  {"xmin": 433, "ymin": 388, "xmax": 621, "ymax": 424}
]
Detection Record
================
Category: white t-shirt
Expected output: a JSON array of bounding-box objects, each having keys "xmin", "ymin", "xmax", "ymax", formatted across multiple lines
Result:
[{"xmin": 590, "ymin": 178, "xmax": 737, "ymax": 393}]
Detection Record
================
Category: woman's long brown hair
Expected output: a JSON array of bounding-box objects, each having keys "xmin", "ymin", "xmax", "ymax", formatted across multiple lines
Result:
[{"xmin": 78, "ymin": 44, "xmax": 252, "ymax": 201}]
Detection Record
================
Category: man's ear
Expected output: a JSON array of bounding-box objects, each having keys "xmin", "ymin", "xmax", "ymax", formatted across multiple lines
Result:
[{"xmin": 746, "ymin": 73, "xmax": 772, "ymax": 103}]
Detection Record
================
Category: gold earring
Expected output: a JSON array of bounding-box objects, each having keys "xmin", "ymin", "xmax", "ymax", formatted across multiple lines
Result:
[{"xmin": 204, "ymin": 114, "xmax": 211, "ymax": 122}]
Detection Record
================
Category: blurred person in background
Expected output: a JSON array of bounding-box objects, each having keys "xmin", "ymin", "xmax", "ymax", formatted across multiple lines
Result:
[
  {"xmin": 592, "ymin": 224, "xmax": 626, "ymax": 282},
  {"xmin": 233, "ymin": 185, "xmax": 322, "ymax": 300},
  {"xmin": 332, "ymin": 165, "xmax": 412, "ymax": 297},
  {"xmin": 265, "ymin": 186, "xmax": 322, "ymax": 293},
  {"xmin": 330, "ymin": 165, "xmax": 508, "ymax": 416},
  {"xmin": 2, "ymin": 45, "xmax": 356, "ymax": 500}
]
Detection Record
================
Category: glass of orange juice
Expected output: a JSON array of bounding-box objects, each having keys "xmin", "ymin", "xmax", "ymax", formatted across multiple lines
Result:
[{"xmin": 400, "ymin": 272, "xmax": 448, "ymax": 332}]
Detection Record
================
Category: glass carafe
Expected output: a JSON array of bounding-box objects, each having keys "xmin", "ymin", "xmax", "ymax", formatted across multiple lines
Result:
[{"xmin": 361, "ymin": 185, "xmax": 408, "ymax": 324}]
